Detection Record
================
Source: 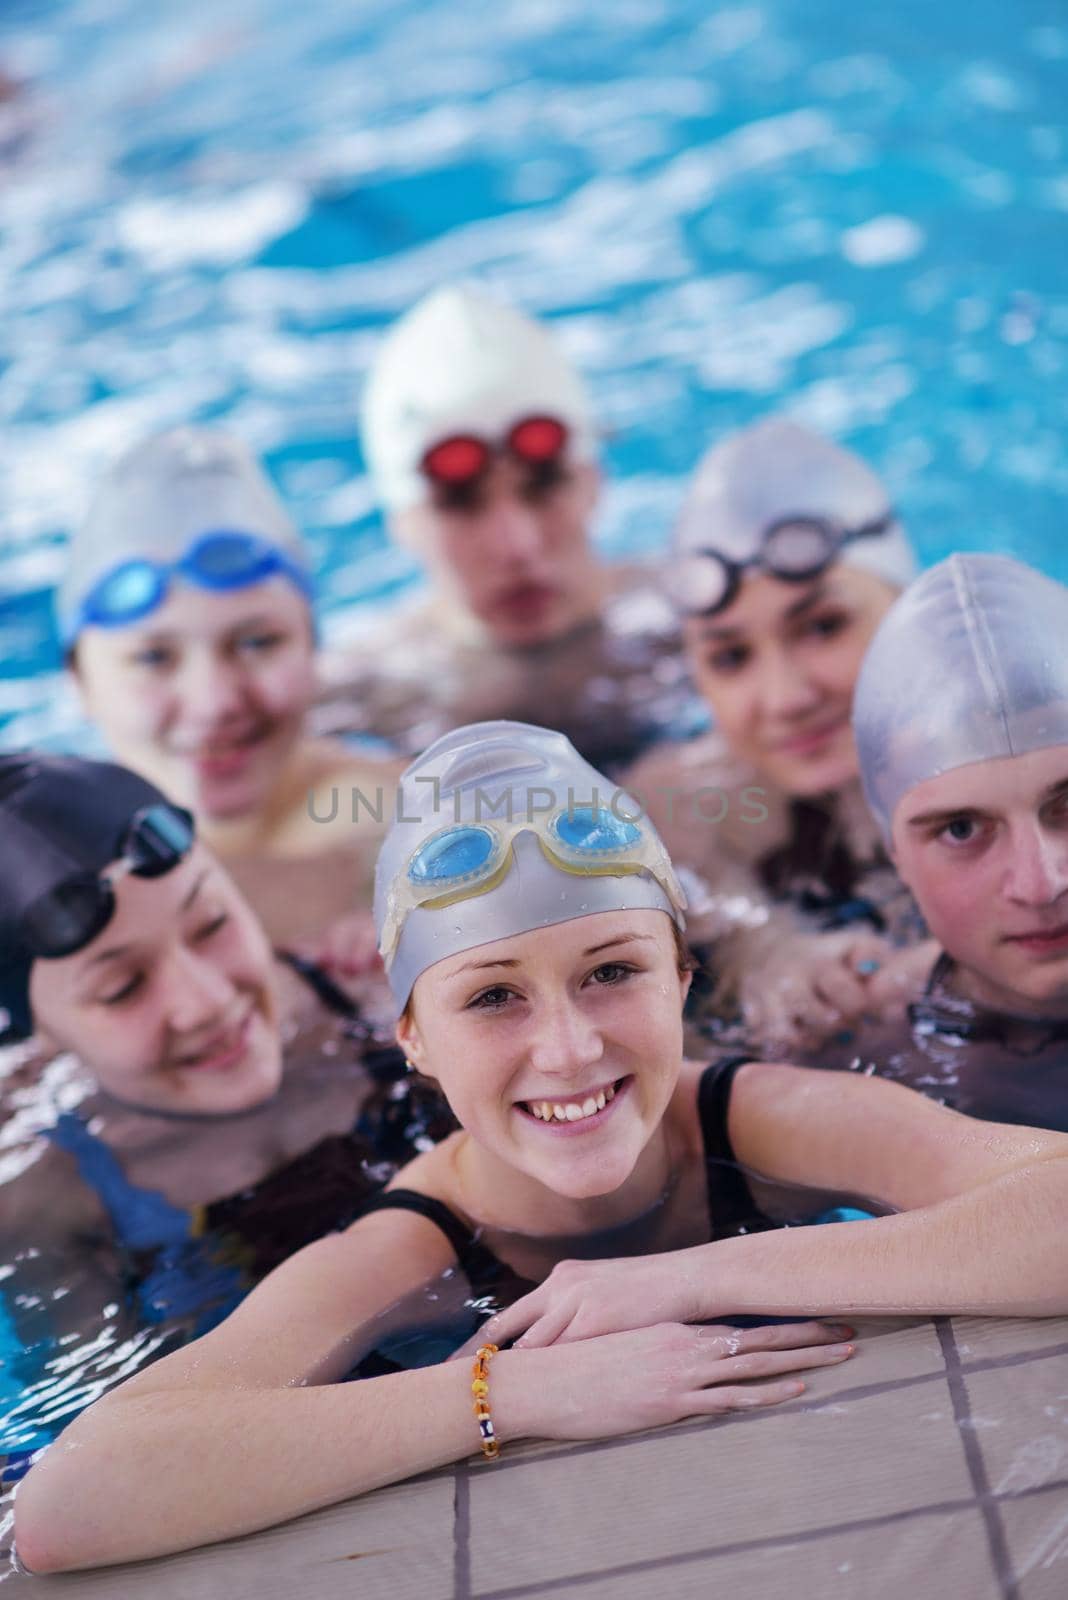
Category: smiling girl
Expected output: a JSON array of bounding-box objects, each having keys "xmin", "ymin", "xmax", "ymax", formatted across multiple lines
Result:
[
  {"xmin": 60, "ymin": 426, "xmax": 403, "ymax": 958},
  {"xmin": 627, "ymin": 417, "xmax": 936, "ymax": 1050},
  {"xmin": 15, "ymin": 721, "xmax": 1068, "ymax": 1575}
]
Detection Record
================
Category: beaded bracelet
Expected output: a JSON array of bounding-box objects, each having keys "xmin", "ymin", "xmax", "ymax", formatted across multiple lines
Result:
[{"xmin": 471, "ymin": 1342, "xmax": 501, "ymax": 1461}]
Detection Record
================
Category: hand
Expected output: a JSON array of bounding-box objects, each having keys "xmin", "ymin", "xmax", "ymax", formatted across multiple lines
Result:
[
  {"xmin": 863, "ymin": 939, "xmax": 941, "ymax": 1021},
  {"xmin": 740, "ymin": 929, "xmax": 896, "ymax": 1054},
  {"xmin": 485, "ymin": 1253, "xmax": 707, "ymax": 1350},
  {"xmin": 303, "ymin": 911, "xmax": 383, "ymax": 979},
  {"xmin": 494, "ymin": 1320, "xmax": 856, "ymax": 1442}
]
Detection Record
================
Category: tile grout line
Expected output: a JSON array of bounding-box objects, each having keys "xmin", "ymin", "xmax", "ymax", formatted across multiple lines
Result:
[
  {"xmin": 452, "ymin": 1461, "xmax": 472, "ymax": 1600},
  {"xmin": 936, "ymin": 1317, "xmax": 1019, "ymax": 1600},
  {"xmin": 468, "ymin": 1491, "xmax": 994, "ymax": 1600},
  {"xmin": 480, "ymin": 1333, "xmax": 1068, "ymax": 1477}
]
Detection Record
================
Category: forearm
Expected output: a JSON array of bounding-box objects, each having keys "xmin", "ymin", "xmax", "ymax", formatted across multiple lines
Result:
[
  {"xmin": 684, "ymin": 1160, "xmax": 1068, "ymax": 1321},
  {"xmin": 16, "ymin": 1354, "xmax": 531, "ymax": 1574}
]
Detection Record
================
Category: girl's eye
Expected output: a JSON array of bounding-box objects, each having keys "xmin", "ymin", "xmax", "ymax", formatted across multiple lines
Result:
[
  {"xmin": 587, "ymin": 962, "xmax": 635, "ymax": 987},
  {"xmin": 193, "ymin": 913, "xmax": 229, "ymax": 943},
  {"xmin": 235, "ymin": 631, "xmax": 287, "ymax": 655},
  {"xmin": 705, "ymin": 644, "xmax": 750, "ymax": 674},
  {"xmin": 467, "ymin": 985, "xmax": 515, "ymax": 1010},
  {"xmin": 802, "ymin": 609, "xmax": 850, "ymax": 642},
  {"xmin": 98, "ymin": 973, "xmax": 144, "ymax": 1006},
  {"xmin": 127, "ymin": 646, "xmax": 174, "ymax": 670}
]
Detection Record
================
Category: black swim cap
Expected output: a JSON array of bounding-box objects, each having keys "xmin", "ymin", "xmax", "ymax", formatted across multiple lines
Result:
[{"xmin": 0, "ymin": 753, "xmax": 189, "ymax": 1041}]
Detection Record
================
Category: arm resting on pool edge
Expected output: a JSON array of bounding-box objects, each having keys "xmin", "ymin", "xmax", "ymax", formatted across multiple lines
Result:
[
  {"xmin": 13, "ymin": 1201, "xmax": 856, "ymax": 1572},
  {"xmin": 485, "ymin": 1064, "xmax": 1068, "ymax": 1347}
]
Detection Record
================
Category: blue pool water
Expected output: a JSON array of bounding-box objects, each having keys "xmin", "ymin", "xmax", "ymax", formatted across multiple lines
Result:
[{"xmin": 0, "ymin": 0, "xmax": 1066, "ymax": 749}]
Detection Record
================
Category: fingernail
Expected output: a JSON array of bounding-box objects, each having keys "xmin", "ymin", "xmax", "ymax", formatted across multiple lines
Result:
[
  {"xmin": 834, "ymin": 1030, "xmax": 855, "ymax": 1046},
  {"xmin": 855, "ymin": 958, "xmax": 880, "ymax": 976},
  {"xmin": 832, "ymin": 1324, "xmax": 855, "ymax": 1338}
]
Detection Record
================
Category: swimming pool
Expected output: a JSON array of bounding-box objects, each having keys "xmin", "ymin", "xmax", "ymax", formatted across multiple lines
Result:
[{"xmin": 0, "ymin": 0, "xmax": 1066, "ymax": 750}]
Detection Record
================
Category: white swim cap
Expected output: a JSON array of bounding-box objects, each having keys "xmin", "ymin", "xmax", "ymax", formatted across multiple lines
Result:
[
  {"xmin": 671, "ymin": 417, "xmax": 916, "ymax": 610},
  {"xmin": 373, "ymin": 720, "xmax": 685, "ymax": 1010},
  {"xmin": 855, "ymin": 554, "xmax": 1068, "ymax": 837},
  {"xmin": 360, "ymin": 285, "xmax": 598, "ymax": 513},
  {"xmin": 58, "ymin": 426, "xmax": 312, "ymax": 647}
]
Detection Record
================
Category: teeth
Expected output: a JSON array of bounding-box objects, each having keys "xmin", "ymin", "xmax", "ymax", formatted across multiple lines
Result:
[
  {"xmin": 525, "ymin": 1088, "xmax": 617, "ymax": 1123},
  {"xmin": 606, "ymin": 1084, "xmax": 616, "ymax": 1100}
]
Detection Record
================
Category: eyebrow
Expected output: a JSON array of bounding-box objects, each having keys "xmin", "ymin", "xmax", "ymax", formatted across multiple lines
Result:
[
  {"xmin": 695, "ymin": 579, "xmax": 834, "ymax": 642},
  {"xmin": 907, "ymin": 776, "xmax": 1068, "ymax": 831},
  {"xmin": 446, "ymin": 931, "xmax": 655, "ymax": 980},
  {"xmin": 82, "ymin": 869, "xmax": 207, "ymax": 966}
]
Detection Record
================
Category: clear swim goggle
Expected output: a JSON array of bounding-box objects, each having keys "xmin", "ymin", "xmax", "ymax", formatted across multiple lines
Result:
[
  {"xmin": 669, "ymin": 510, "xmax": 896, "ymax": 618},
  {"xmin": 70, "ymin": 528, "xmax": 314, "ymax": 639},
  {"xmin": 379, "ymin": 802, "xmax": 687, "ymax": 965}
]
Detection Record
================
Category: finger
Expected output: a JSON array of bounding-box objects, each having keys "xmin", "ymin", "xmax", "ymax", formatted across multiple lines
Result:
[
  {"xmin": 699, "ymin": 1320, "xmax": 855, "ymax": 1353},
  {"xmin": 483, "ymin": 1296, "xmax": 543, "ymax": 1349},
  {"xmin": 709, "ymin": 1343, "xmax": 854, "ymax": 1384},
  {"xmin": 842, "ymin": 934, "xmax": 891, "ymax": 975},
  {"xmin": 685, "ymin": 1378, "xmax": 808, "ymax": 1414},
  {"xmin": 811, "ymin": 965, "xmax": 868, "ymax": 1019},
  {"xmin": 515, "ymin": 1306, "xmax": 580, "ymax": 1350}
]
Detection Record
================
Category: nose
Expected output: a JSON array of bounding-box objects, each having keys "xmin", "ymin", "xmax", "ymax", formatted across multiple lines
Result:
[
  {"xmin": 1003, "ymin": 822, "xmax": 1068, "ymax": 908},
  {"xmin": 162, "ymin": 943, "xmax": 236, "ymax": 1034},
  {"xmin": 176, "ymin": 649, "xmax": 248, "ymax": 729},
  {"xmin": 757, "ymin": 645, "xmax": 823, "ymax": 722},
  {"xmin": 527, "ymin": 993, "xmax": 604, "ymax": 1080},
  {"xmin": 485, "ymin": 494, "xmax": 547, "ymax": 569}
]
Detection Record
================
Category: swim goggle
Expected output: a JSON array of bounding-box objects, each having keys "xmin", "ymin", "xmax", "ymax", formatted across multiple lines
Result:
[
  {"xmin": 19, "ymin": 802, "xmax": 195, "ymax": 960},
  {"xmin": 419, "ymin": 415, "xmax": 570, "ymax": 496},
  {"xmin": 69, "ymin": 529, "xmax": 314, "ymax": 638},
  {"xmin": 379, "ymin": 802, "xmax": 686, "ymax": 965},
  {"xmin": 669, "ymin": 510, "xmax": 897, "ymax": 618}
]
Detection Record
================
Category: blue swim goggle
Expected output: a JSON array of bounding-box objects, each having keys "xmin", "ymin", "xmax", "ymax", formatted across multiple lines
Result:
[
  {"xmin": 379, "ymin": 803, "xmax": 686, "ymax": 964},
  {"xmin": 68, "ymin": 529, "xmax": 314, "ymax": 641}
]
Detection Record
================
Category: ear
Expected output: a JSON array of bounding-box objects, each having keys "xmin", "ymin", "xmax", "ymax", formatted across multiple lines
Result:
[
  {"xmin": 679, "ymin": 968, "xmax": 693, "ymax": 1008},
  {"xmin": 395, "ymin": 1003, "xmax": 433, "ymax": 1080}
]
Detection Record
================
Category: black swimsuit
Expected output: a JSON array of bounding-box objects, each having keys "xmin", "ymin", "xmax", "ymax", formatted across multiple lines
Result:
[{"xmin": 358, "ymin": 1056, "xmax": 768, "ymax": 1309}]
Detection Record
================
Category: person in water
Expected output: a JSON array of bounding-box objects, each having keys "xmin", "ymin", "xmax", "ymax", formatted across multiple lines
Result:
[
  {"xmin": 321, "ymin": 283, "xmax": 700, "ymax": 773},
  {"xmin": 626, "ymin": 416, "xmax": 936, "ymax": 1051},
  {"xmin": 804, "ymin": 552, "xmax": 1068, "ymax": 1132},
  {"xmin": 0, "ymin": 751, "xmax": 437, "ymax": 1439},
  {"xmin": 16, "ymin": 722, "xmax": 1068, "ymax": 1574},
  {"xmin": 59, "ymin": 425, "xmax": 403, "ymax": 960}
]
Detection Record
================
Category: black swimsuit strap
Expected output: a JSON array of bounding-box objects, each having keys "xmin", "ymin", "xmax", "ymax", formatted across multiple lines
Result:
[
  {"xmin": 697, "ymin": 1055, "xmax": 764, "ymax": 1234},
  {"xmin": 359, "ymin": 1187, "xmax": 478, "ymax": 1261}
]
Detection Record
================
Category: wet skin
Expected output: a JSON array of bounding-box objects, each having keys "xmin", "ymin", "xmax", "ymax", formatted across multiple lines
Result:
[
  {"xmin": 393, "ymin": 457, "xmax": 605, "ymax": 648},
  {"xmin": 28, "ymin": 844, "xmax": 284, "ymax": 1116},
  {"xmin": 684, "ymin": 565, "xmax": 898, "ymax": 798},
  {"xmin": 397, "ymin": 908, "xmax": 692, "ymax": 1232},
  {"xmin": 73, "ymin": 578, "xmax": 316, "ymax": 824},
  {"xmin": 891, "ymin": 745, "xmax": 1068, "ymax": 1020}
]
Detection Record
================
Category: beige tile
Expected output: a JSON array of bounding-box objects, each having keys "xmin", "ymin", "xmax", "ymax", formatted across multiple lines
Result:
[
  {"xmin": 9, "ymin": 1470, "xmax": 455, "ymax": 1600},
  {"xmin": 960, "ymin": 1356, "xmax": 1068, "ymax": 1497},
  {"xmin": 528, "ymin": 1511, "xmax": 1000, "ymax": 1600},
  {"xmin": 469, "ymin": 1377, "xmax": 972, "ymax": 1592},
  {"xmin": 952, "ymin": 1315, "xmax": 1068, "ymax": 1367},
  {"xmin": 999, "ymin": 1489, "xmax": 1068, "ymax": 1600}
]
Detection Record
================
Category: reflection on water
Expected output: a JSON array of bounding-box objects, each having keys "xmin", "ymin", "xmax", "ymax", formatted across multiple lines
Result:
[{"xmin": 1, "ymin": 1, "xmax": 1067, "ymax": 752}]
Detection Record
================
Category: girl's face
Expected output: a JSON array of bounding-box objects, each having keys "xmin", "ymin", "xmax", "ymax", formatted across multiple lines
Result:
[
  {"xmin": 891, "ymin": 745, "xmax": 1068, "ymax": 1018},
  {"xmin": 28, "ymin": 845, "xmax": 283, "ymax": 1115},
  {"xmin": 398, "ymin": 909, "xmax": 690, "ymax": 1201},
  {"xmin": 685, "ymin": 565, "xmax": 898, "ymax": 797},
  {"xmin": 73, "ymin": 579, "xmax": 316, "ymax": 822}
]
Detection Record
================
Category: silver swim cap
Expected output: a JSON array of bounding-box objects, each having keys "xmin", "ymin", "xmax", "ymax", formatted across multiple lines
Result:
[
  {"xmin": 58, "ymin": 426, "xmax": 312, "ymax": 646},
  {"xmin": 374, "ymin": 720, "xmax": 685, "ymax": 1009},
  {"xmin": 855, "ymin": 554, "xmax": 1068, "ymax": 837},
  {"xmin": 360, "ymin": 285, "xmax": 598, "ymax": 514},
  {"xmin": 670, "ymin": 417, "xmax": 916, "ymax": 613}
]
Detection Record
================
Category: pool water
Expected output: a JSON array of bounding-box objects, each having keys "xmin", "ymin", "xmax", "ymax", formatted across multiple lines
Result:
[{"xmin": 0, "ymin": 0, "xmax": 1066, "ymax": 750}]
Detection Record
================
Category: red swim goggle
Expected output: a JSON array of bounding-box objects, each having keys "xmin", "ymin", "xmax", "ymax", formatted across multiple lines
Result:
[{"xmin": 420, "ymin": 415, "xmax": 570, "ymax": 491}]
